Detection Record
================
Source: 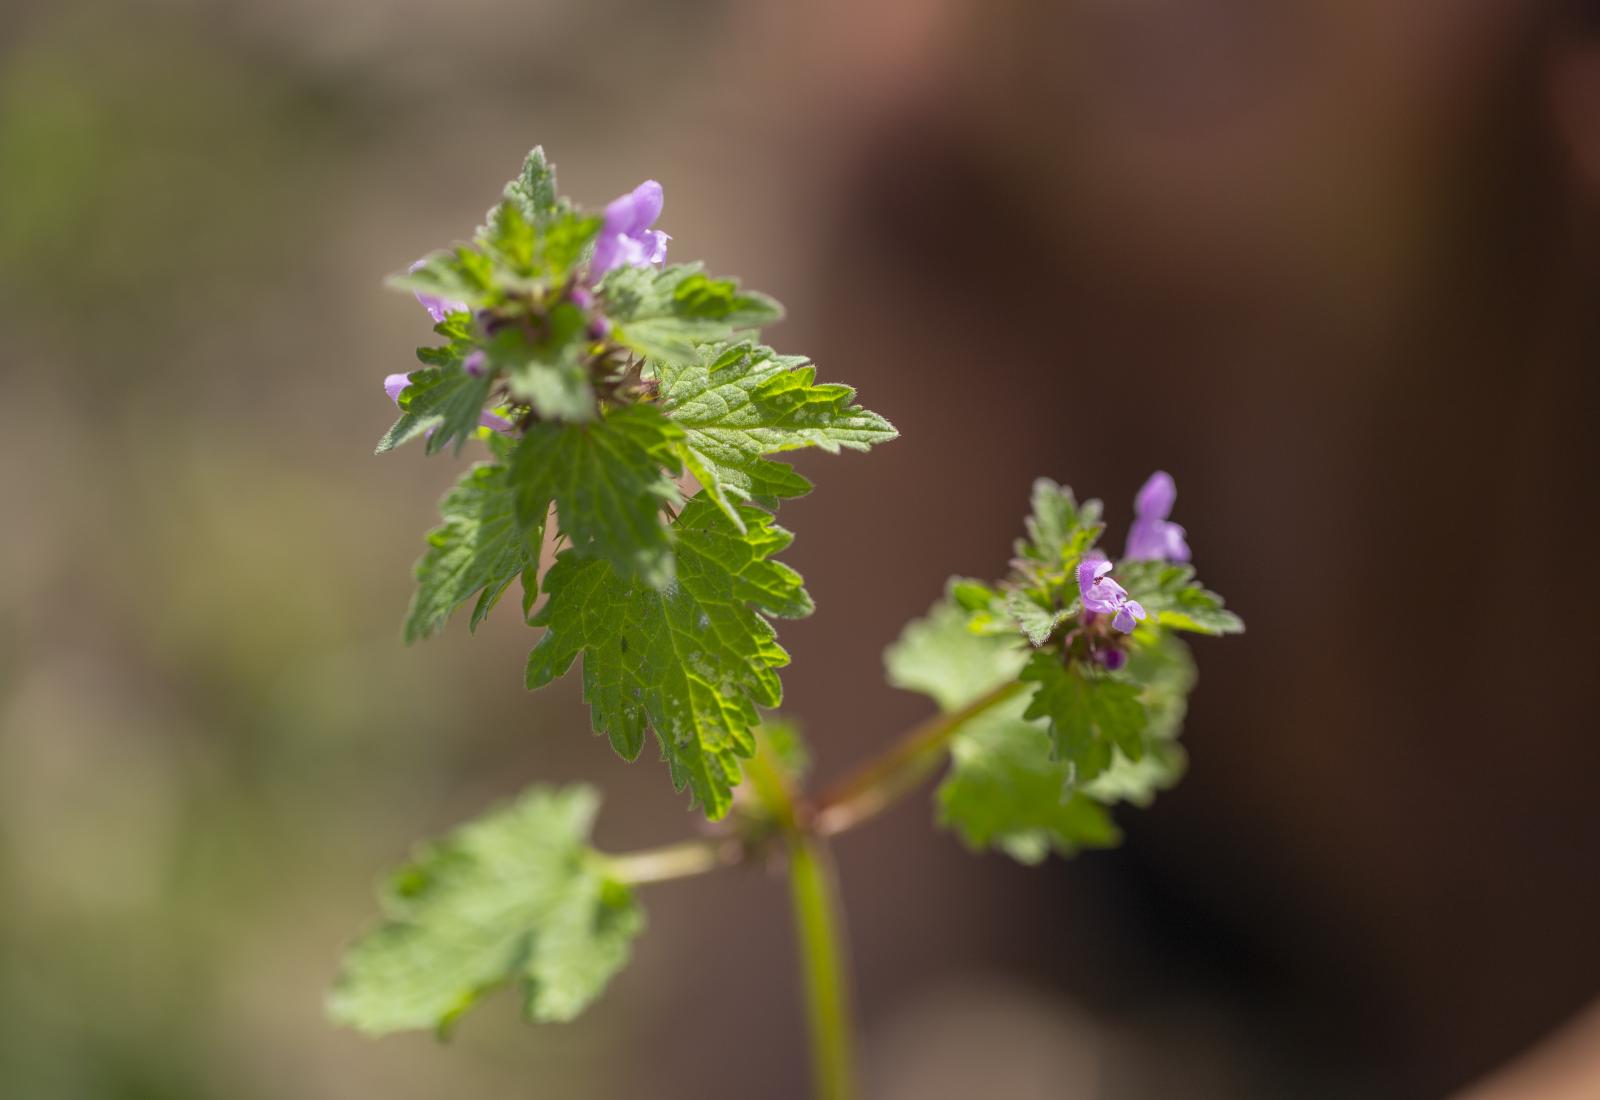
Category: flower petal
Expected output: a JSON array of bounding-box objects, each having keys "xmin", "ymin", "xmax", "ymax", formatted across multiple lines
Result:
[{"xmin": 1135, "ymin": 470, "xmax": 1177, "ymax": 521}]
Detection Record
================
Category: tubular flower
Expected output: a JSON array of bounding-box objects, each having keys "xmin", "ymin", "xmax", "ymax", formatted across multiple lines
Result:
[
  {"xmin": 1124, "ymin": 470, "xmax": 1191, "ymax": 563},
  {"xmin": 1078, "ymin": 558, "xmax": 1147, "ymax": 635},
  {"xmin": 589, "ymin": 180, "xmax": 669, "ymax": 282},
  {"xmin": 408, "ymin": 260, "xmax": 468, "ymax": 323}
]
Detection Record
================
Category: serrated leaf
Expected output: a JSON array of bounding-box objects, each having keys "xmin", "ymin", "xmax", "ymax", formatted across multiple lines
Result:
[
  {"xmin": 525, "ymin": 497, "xmax": 813, "ymax": 819},
  {"xmin": 1020, "ymin": 651, "xmax": 1147, "ymax": 786},
  {"xmin": 510, "ymin": 404, "xmax": 683, "ymax": 588},
  {"xmin": 1114, "ymin": 559, "xmax": 1244, "ymax": 636},
  {"xmin": 375, "ymin": 366, "xmax": 495, "ymax": 456},
  {"xmin": 602, "ymin": 265, "xmax": 783, "ymax": 364},
  {"xmin": 502, "ymin": 146, "xmax": 559, "ymax": 224},
  {"xmin": 327, "ymin": 785, "xmax": 643, "ymax": 1035},
  {"xmin": 1018, "ymin": 478, "xmax": 1103, "ymax": 569},
  {"xmin": 656, "ymin": 342, "xmax": 896, "ymax": 522},
  {"xmin": 938, "ymin": 697, "xmax": 1123, "ymax": 863},
  {"xmin": 404, "ymin": 460, "xmax": 541, "ymax": 643},
  {"xmin": 481, "ymin": 202, "xmax": 602, "ymax": 285},
  {"xmin": 1004, "ymin": 590, "xmax": 1069, "ymax": 646}
]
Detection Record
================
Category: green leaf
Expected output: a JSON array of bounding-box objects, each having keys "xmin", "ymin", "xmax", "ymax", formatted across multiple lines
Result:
[
  {"xmin": 491, "ymin": 303, "xmax": 597, "ymax": 422},
  {"xmin": 510, "ymin": 404, "xmax": 684, "ymax": 588},
  {"xmin": 1082, "ymin": 634, "xmax": 1197, "ymax": 805},
  {"xmin": 1004, "ymin": 590, "xmax": 1068, "ymax": 647},
  {"xmin": 327, "ymin": 785, "xmax": 644, "ymax": 1035},
  {"xmin": 657, "ymin": 342, "xmax": 897, "ymax": 523},
  {"xmin": 1017, "ymin": 478, "xmax": 1103, "ymax": 571},
  {"xmin": 481, "ymin": 202, "xmax": 602, "ymax": 285},
  {"xmin": 502, "ymin": 146, "xmax": 559, "ymax": 224},
  {"xmin": 404, "ymin": 459, "xmax": 541, "ymax": 643},
  {"xmin": 1020, "ymin": 652, "xmax": 1147, "ymax": 786},
  {"xmin": 889, "ymin": 599, "xmax": 1114, "ymax": 863},
  {"xmin": 603, "ymin": 265, "xmax": 783, "ymax": 364},
  {"xmin": 387, "ymin": 247, "xmax": 494, "ymax": 311},
  {"xmin": 375, "ymin": 366, "xmax": 495, "ymax": 456},
  {"xmin": 938, "ymin": 697, "xmax": 1122, "ymax": 864},
  {"xmin": 1114, "ymin": 560, "xmax": 1245, "ymax": 636},
  {"xmin": 525, "ymin": 497, "xmax": 813, "ymax": 819},
  {"xmin": 884, "ymin": 596, "xmax": 1028, "ymax": 712}
]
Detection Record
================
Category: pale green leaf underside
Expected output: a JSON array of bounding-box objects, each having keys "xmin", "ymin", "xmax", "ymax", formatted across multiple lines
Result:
[
  {"xmin": 939, "ymin": 696, "xmax": 1122, "ymax": 864},
  {"xmin": 884, "ymin": 597, "xmax": 1028, "ymax": 712},
  {"xmin": 327, "ymin": 785, "xmax": 642, "ymax": 1035}
]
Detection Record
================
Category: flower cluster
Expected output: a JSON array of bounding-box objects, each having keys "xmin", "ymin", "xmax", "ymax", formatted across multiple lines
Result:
[
  {"xmin": 1077, "ymin": 470, "xmax": 1190, "ymax": 642},
  {"xmin": 381, "ymin": 179, "xmax": 671, "ymax": 420}
]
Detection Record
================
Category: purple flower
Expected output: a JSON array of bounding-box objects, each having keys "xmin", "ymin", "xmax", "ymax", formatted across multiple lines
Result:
[
  {"xmin": 589, "ymin": 180, "xmax": 670, "ymax": 282},
  {"xmin": 1078, "ymin": 557, "xmax": 1147, "ymax": 634},
  {"xmin": 1124, "ymin": 470, "xmax": 1191, "ymax": 563},
  {"xmin": 463, "ymin": 350, "xmax": 486, "ymax": 377},
  {"xmin": 1095, "ymin": 647, "xmax": 1128, "ymax": 672},
  {"xmin": 383, "ymin": 373, "xmax": 513, "ymax": 434},
  {"xmin": 409, "ymin": 259, "xmax": 467, "ymax": 323}
]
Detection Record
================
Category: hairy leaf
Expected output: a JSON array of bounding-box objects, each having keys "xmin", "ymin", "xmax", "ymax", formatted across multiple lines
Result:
[
  {"xmin": 657, "ymin": 342, "xmax": 897, "ymax": 523},
  {"xmin": 1115, "ymin": 559, "xmax": 1244, "ymax": 636},
  {"xmin": 375, "ymin": 365, "xmax": 495, "ymax": 457},
  {"xmin": 884, "ymin": 597, "xmax": 1027, "ymax": 711},
  {"xmin": 328, "ymin": 785, "xmax": 643, "ymax": 1035},
  {"xmin": 886, "ymin": 599, "xmax": 1118, "ymax": 861},
  {"xmin": 525, "ymin": 498, "xmax": 813, "ymax": 819},
  {"xmin": 939, "ymin": 700, "xmax": 1122, "ymax": 863},
  {"xmin": 602, "ymin": 264, "xmax": 782, "ymax": 364},
  {"xmin": 510, "ymin": 404, "xmax": 684, "ymax": 589},
  {"xmin": 404, "ymin": 458, "xmax": 541, "ymax": 643},
  {"xmin": 1020, "ymin": 652, "xmax": 1147, "ymax": 786}
]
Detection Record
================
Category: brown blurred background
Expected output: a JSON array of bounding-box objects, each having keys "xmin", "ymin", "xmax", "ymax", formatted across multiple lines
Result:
[{"xmin": 3, "ymin": 1, "xmax": 1599, "ymax": 1098}]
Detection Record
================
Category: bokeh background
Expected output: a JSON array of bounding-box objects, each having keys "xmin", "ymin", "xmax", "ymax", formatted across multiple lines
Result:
[{"xmin": 4, "ymin": 1, "xmax": 1599, "ymax": 1097}]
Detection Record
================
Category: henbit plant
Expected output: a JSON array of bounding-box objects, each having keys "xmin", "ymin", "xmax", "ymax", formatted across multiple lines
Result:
[{"xmin": 327, "ymin": 147, "xmax": 1244, "ymax": 1100}]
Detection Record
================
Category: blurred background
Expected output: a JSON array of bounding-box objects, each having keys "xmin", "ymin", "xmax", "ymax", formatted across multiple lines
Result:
[{"xmin": 4, "ymin": 1, "xmax": 1600, "ymax": 1097}]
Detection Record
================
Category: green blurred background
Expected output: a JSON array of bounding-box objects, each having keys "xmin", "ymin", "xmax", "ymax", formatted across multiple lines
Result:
[{"xmin": 4, "ymin": 2, "xmax": 1600, "ymax": 1098}]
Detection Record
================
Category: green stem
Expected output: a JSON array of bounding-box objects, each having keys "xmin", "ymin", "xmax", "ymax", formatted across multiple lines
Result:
[
  {"xmin": 601, "ymin": 684, "xmax": 1028, "ymax": 1097},
  {"xmin": 811, "ymin": 680, "xmax": 1024, "ymax": 837},
  {"xmin": 604, "ymin": 836, "xmax": 740, "ymax": 885},
  {"xmin": 787, "ymin": 833, "xmax": 856, "ymax": 1100},
  {"xmin": 743, "ymin": 729, "xmax": 858, "ymax": 1100}
]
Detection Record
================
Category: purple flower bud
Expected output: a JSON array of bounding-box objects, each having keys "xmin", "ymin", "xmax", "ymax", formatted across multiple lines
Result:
[
  {"xmin": 463, "ymin": 350, "xmax": 487, "ymax": 377},
  {"xmin": 589, "ymin": 180, "xmax": 671, "ymax": 283},
  {"xmin": 1125, "ymin": 470, "xmax": 1191, "ymax": 563},
  {"xmin": 587, "ymin": 315, "xmax": 612, "ymax": 341},
  {"xmin": 1078, "ymin": 557, "xmax": 1147, "ymax": 635},
  {"xmin": 409, "ymin": 259, "xmax": 468, "ymax": 323},
  {"xmin": 568, "ymin": 286, "xmax": 594, "ymax": 310},
  {"xmin": 1096, "ymin": 647, "xmax": 1128, "ymax": 672}
]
